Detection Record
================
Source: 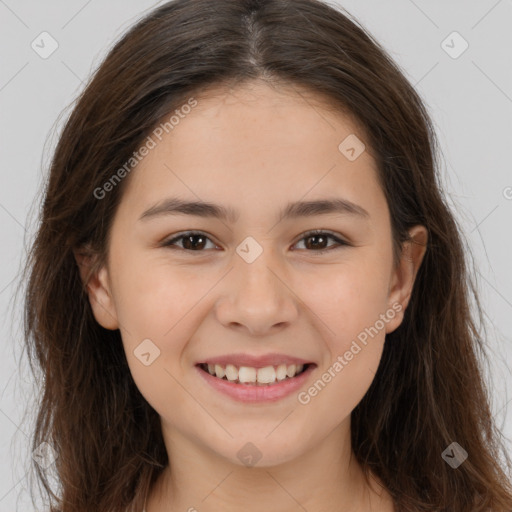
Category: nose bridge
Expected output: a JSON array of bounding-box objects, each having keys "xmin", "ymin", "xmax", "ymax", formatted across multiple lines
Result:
[
  {"xmin": 235, "ymin": 236, "xmax": 283, "ymax": 303},
  {"xmin": 215, "ymin": 235, "xmax": 298, "ymax": 335}
]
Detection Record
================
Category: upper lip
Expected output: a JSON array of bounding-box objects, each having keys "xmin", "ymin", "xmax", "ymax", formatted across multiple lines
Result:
[{"xmin": 197, "ymin": 353, "xmax": 315, "ymax": 368}]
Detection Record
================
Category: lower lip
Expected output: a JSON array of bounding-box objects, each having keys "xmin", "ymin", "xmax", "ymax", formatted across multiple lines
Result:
[{"xmin": 196, "ymin": 364, "xmax": 316, "ymax": 403}]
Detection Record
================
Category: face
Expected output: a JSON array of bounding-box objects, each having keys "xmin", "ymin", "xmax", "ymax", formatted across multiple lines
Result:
[{"xmin": 81, "ymin": 80, "xmax": 427, "ymax": 468}]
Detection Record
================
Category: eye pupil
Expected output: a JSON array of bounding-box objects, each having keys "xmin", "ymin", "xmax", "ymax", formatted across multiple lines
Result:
[
  {"xmin": 165, "ymin": 230, "xmax": 345, "ymax": 254},
  {"xmin": 183, "ymin": 234, "xmax": 206, "ymax": 250},
  {"xmin": 305, "ymin": 234, "xmax": 328, "ymax": 250}
]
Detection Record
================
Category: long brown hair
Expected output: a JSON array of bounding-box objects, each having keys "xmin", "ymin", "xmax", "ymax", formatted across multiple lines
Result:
[{"xmin": 21, "ymin": 0, "xmax": 512, "ymax": 510}]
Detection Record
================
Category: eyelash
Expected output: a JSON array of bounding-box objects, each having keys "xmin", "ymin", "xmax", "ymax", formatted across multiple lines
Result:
[{"xmin": 161, "ymin": 229, "xmax": 349, "ymax": 255}]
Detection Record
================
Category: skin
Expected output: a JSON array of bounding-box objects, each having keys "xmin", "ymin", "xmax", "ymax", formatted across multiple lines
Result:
[{"xmin": 77, "ymin": 80, "xmax": 427, "ymax": 512}]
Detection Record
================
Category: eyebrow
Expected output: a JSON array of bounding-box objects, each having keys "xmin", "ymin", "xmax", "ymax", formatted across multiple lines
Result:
[{"xmin": 139, "ymin": 196, "xmax": 370, "ymax": 223}]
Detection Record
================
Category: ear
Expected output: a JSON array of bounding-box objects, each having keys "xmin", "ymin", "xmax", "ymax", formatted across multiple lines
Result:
[
  {"xmin": 385, "ymin": 225, "xmax": 428, "ymax": 334},
  {"xmin": 73, "ymin": 247, "xmax": 119, "ymax": 330}
]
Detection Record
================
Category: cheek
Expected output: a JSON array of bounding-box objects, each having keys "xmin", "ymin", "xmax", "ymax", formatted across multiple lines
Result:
[
  {"xmin": 112, "ymin": 261, "xmax": 210, "ymax": 408},
  {"xmin": 304, "ymin": 257, "xmax": 392, "ymax": 346},
  {"xmin": 295, "ymin": 255, "xmax": 391, "ymax": 408},
  {"xmin": 111, "ymin": 257, "xmax": 234, "ymax": 389},
  {"xmin": 112, "ymin": 257, "xmax": 210, "ymax": 337},
  {"xmin": 297, "ymin": 266, "xmax": 390, "ymax": 422},
  {"xmin": 298, "ymin": 341, "xmax": 383, "ymax": 434}
]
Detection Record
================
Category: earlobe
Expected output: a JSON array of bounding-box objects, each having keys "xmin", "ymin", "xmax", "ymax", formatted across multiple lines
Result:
[
  {"xmin": 385, "ymin": 225, "xmax": 428, "ymax": 333},
  {"xmin": 73, "ymin": 249, "xmax": 119, "ymax": 330}
]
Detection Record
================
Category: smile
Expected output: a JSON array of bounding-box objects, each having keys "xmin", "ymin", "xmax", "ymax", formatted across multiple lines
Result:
[
  {"xmin": 198, "ymin": 362, "xmax": 309, "ymax": 385},
  {"xmin": 195, "ymin": 358, "xmax": 317, "ymax": 403}
]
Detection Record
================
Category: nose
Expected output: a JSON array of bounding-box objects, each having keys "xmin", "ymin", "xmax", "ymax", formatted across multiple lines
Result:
[{"xmin": 214, "ymin": 246, "xmax": 299, "ymax": 337}]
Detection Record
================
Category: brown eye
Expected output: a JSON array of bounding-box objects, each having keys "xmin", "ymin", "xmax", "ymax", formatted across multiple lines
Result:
[
  {"xmin": 162, "ymin": 232, "xmax": 217, "ymax": 251},
  {"xmin": 162, "ymin": 229, "xmax": 348, "ymax": 255},
  {"xmin": 293, "ymin": 230, "xmax": 348, "ymax": 253}
]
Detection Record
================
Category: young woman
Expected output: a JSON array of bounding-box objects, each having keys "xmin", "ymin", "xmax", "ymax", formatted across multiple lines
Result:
[{"xmin": 22, "ymin": 0, "xmax": 512, "ymax": 511}]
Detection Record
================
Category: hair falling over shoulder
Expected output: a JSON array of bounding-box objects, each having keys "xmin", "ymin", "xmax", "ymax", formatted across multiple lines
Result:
[{"xmin": 20, "ymin": 0, "xmax": 512, "ymax": 511}]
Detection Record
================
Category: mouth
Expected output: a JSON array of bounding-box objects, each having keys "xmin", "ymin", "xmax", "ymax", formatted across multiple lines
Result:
[
  {"xmin": 195, "ymin": 355, "xmax": 317, "ymax": 403},
  {"xmin": 197, "ymin": 362, "xmax": 313, "ymax": 386}
]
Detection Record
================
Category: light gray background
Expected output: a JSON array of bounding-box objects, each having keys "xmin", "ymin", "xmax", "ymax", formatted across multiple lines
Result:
[{"xmin": 1, "ymin": 1, "xmax": 511, "ymax": 510}]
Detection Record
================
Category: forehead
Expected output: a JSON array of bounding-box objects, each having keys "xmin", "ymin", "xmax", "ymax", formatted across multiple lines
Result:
[
  {"xmin": 118, "ymin": 80, "xmax": 383, "ymax": 221},
  {"xmin": 186, "ymin": 80, "xmax": 367, "ymax": 139}
]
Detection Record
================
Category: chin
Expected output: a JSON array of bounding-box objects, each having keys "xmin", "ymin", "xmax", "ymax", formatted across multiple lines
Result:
[{"xmin": 215, "ymin": 434, "xmax": 308, "ymax": 469}]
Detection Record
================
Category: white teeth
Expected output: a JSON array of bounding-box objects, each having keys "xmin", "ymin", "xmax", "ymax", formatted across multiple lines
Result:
[
  {"xmin": 214, "ymin": 364, "xmax": 225, "ymax": 378},
  {"xmin": 276, "ymin": 364, "xmax": 288, "ymax": 381},
  {"xmin": 286, "ymin": 364, "xmax": 296, "ymax": 378},
  {"xmin": 257, "ymin": 366, "xmax": 276, "ymax": 384},
  {"xmin": 225, "ymin": 364, "xmax": 238, "ymax": 381},
  {"xmin": 204, "ymin": 362, "xmax": 307, "ymax": 384},
  {"xmin": 238, "ymin": 366, "xmax": 257, "ymax": 384}
]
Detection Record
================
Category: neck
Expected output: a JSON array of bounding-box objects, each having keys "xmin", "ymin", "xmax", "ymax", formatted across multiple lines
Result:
[{"xmin": 146, "ymin": 419, "xmax": 393, "ymax": 512}]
